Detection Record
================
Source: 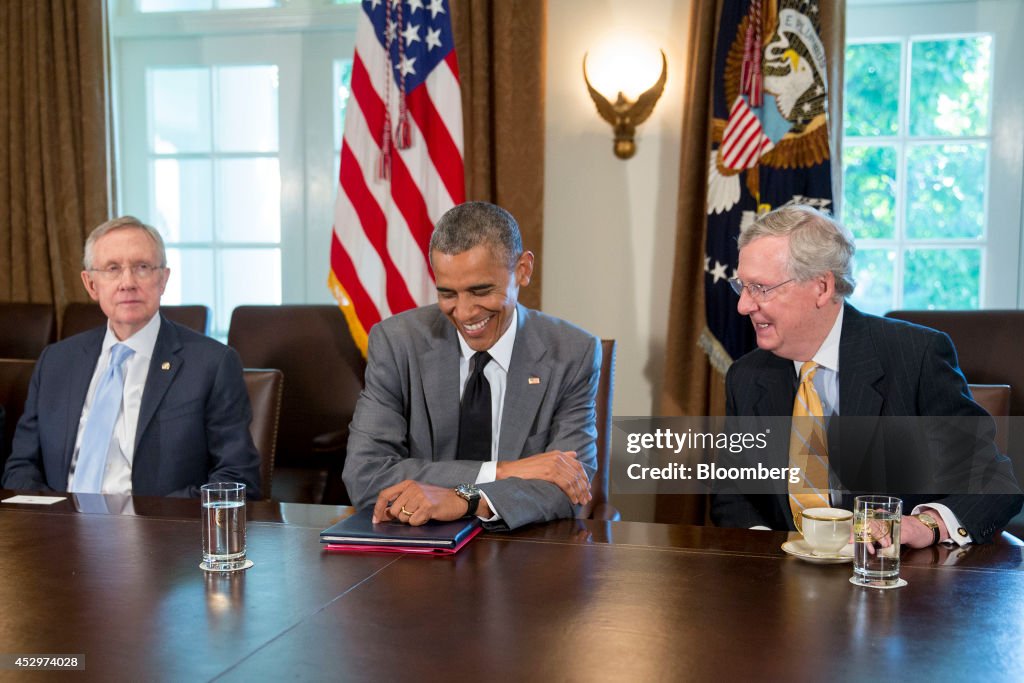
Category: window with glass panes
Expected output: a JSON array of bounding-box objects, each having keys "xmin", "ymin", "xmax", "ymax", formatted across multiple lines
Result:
[
  {"xmin": 110, "ymin": 0, "xmax": 359, "ymax": 338},
  {"xmin": 843, "ymin": 0, "xmax": 1024, "ymax": 314},
  {"xmin": 843, "ymin": 35, "xmax": 992, "ymax": 314}
]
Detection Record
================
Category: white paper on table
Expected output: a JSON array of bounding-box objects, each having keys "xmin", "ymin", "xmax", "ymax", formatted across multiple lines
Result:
[{"xmin": 2, "ymin": 495, "xmax": 67, "ymax": 505}]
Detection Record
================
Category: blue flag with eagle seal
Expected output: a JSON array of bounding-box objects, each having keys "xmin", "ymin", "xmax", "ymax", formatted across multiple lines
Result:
[{"xmin": 700, "ymin": 0, "xmax": 834, "ymax": 373}]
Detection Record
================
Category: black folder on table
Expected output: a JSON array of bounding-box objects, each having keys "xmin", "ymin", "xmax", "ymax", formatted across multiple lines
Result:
[{"xmin": 320, "ymin": 508, "xmax": 483, "ymax": 554}]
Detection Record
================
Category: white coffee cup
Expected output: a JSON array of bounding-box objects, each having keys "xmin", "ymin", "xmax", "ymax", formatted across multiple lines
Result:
[{"xmin": 800, "ymin": 507, "xmax": 853, "ymax": 555}]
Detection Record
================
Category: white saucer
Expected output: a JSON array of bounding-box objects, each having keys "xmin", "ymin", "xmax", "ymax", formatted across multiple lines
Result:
[{"xmin": 781, "ymin": 539, "xmax": 853, "ymax": 564}]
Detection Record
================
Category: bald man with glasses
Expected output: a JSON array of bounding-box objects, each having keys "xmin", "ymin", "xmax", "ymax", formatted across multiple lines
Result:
[
  {"xmin": 711, "ymin": 205, "xmax": 1022, "ymax": 546},
  {"xmin": 3, "ymin": 216, "xmax": 260, "ymax": 498}
]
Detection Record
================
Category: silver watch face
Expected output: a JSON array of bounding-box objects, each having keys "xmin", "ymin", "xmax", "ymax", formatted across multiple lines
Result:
[{"xmin": 455, "ymin": 484, "xmax": 479, "ymax": 500}]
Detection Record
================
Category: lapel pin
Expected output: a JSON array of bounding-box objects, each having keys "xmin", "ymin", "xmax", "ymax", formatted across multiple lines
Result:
[
  {"xmin": 528, "ymin": 376, "xmax": 541, "ymax": 385},
  {"xmin": 161, "ymin": 362, "xmax": 171, "ymax": 371}
]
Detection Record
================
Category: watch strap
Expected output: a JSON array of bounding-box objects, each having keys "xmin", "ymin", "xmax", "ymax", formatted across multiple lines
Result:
[{"xmin": 455, "ymin": 484, "xmax": 480, "ymax": 517}]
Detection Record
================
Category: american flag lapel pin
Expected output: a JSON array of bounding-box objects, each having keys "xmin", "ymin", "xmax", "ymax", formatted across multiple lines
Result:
[{"xmin": 528, "ymin": 376, "xmax": 541, "ymax": 385}]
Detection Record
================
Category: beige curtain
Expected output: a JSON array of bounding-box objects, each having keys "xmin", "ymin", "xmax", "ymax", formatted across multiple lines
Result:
[
  {"xmin": 450, "ymin": 0, "xmax": 546, "ymax": 311},
  {"xmin": 0, "ymin": 0, "xmax": 112, "ymax": 312},
  {"xmin": 657, "ymin": 0, "xmax": 844, "ymax": 524}
]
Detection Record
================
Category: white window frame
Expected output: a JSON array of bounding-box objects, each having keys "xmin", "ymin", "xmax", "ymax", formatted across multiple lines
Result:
[
  {"xmin": 846, "ymin": 0, "xmax": 1024, "ymax": 310},
  {"xmin": 108, "ymin": 0, "xmax": 359, "ymax": 334}
]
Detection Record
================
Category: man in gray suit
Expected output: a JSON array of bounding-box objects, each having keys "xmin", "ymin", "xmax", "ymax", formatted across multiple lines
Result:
[
  {"xmin": 343, "ymin": 202, "xmax": 599, "ymax": 530},
  {"xmin": 711, "ymin": 205, "xmax": 1022, "ymax": 545}
]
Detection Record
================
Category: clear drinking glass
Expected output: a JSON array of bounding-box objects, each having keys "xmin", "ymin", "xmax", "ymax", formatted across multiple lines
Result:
[
  {"xmin": 201, "ymin": 482, "xmax": 249, "ymax": 572},
  {"xmin": 852, "ymin": 495, "xmax": 903, "ymax": 588}
]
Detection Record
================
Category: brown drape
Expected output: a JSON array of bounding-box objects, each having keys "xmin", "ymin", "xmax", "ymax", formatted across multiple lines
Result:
[
  {"xmin": 657, "ymin": 0, "xmax": 845, "ymax": 524},
  {"xmin": 0, "ymin": 0, "xmax": 111, "ymax": 311},
  {"xmin": 450, "ymin": 0, "xmax": 546, "ymax": 310}
]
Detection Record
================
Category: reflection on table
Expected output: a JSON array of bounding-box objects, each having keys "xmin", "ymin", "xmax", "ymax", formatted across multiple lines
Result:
[{"xmin": 0, "ymin": 491, "xmax": 1021, "ymax": 680}]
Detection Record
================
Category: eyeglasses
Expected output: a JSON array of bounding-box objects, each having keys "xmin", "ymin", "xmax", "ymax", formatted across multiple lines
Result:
[
  {"xmin": 728, "ymin": 277, "xmax": 794, "ymax": 301},
  {"xmin": 89, "ymin": 263, "xmax": 164, "ymax": 281}
]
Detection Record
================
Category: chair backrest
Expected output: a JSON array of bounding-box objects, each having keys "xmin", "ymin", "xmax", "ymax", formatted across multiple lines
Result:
[
  {"xmin": 0, "ymin": 303, "xmax": 55, "ymax": 359},
  {"xmin": 243, "ymin": 369, "xmax": 284, "ymax": 501},
  {"xmin": 886, "ymin": 310, "xmax": 1024, "ymax": 415},
  {"xmin": 0, "ymin": 359, "xmax": 36, "ymax": 471},
  {"xmin": 579, "ymin": 339, "xmax": 619, "ymax": 520},
  {"xmin": 969, "ymin": 383, "xmax": 1010, "ymax": 453},
  {"xmin": 61, "ymin": 303, "xmax": 210, "ymax": 338},
  {"xmin": 227, "ymin": 306, "xmax": 365, "ymax": 488}
]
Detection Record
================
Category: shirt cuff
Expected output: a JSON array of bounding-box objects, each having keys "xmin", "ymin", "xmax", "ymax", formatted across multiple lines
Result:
[
  {"xmin": 475, "ymin": 461, "xmax": 497, "ymax": 485},
  {"xmin": 478, "ymin": 489, "xmax": 501, "ymax": 522},
  {"xmin": 750, "ymin": 525, "xmax": 772, "ymax": 531},
  {"xmin": 913, "ymin": 503, "xmax": 971, "ymax": 546}
]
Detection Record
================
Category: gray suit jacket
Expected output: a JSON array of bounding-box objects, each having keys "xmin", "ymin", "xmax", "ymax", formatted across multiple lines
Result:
[
  {"xmin": 2, "ymin": 315, "xmax": 261, "ymax": 498},
  {"xmin": 711, "ymin": 304, "xmax": 1023, "ymax": 542},
  {"xmin": 343, "ymin": 303, "xmax": 600, "ymax": 530}
]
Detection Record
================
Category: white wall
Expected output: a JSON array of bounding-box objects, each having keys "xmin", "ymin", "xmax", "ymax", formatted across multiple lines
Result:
[{"xmin": 543, "ymin": 0, "xmax": 693, "ymax": 417}]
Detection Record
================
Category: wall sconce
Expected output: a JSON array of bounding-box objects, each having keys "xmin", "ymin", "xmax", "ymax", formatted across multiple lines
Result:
[{"xmin": 583, "ymin": 45, "xmax": 667, "ymax": 159}]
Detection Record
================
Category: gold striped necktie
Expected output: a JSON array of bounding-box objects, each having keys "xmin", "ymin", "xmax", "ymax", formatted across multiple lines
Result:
[{"xmin": 789, "ymin": 361, "xmax": 830, "ymax": 529}]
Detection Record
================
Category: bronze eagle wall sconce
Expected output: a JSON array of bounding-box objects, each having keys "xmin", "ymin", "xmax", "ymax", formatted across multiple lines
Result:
[{"xmin": 583, "ymin": 49, "xmax": 668, "ymax": 159}]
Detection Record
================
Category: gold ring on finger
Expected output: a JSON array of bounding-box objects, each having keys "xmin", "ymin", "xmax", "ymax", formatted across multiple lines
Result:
[{"xmin": 400, "ymin": 506, "xmax": 413, "ymax": 517}]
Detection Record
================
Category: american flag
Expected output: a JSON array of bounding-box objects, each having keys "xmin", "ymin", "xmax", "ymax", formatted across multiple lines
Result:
[{"xmin": 329, "ymin": 0, "xmax": 465, "ymax": 355}]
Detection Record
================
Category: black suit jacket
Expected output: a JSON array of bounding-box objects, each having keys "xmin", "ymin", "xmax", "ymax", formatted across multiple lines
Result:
[
  {"xmin": 711, "ymin": 304, "xmax": 1023, "ymax": 543},
  {"xmin": 2, "ymin": 316, "xmax": 261, "ymax": 498}
]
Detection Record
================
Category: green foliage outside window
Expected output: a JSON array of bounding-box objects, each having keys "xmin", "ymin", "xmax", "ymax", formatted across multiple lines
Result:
[
  {"xmin": 844, "ymin": 42, "xmax": 900, "ymax": 137},
  {"xmin": 843, "ymin": 36, "xmax": 991, "ymax": 312}
]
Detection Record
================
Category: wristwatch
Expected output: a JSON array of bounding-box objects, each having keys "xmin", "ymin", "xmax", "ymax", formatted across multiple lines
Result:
[
  {"xmin": 916, "ymin": 512, "xmax": 940, "ymax": 546},
  {"xmin": 454, "ymin": 483, "xmax": 481, "ymax": 517}
]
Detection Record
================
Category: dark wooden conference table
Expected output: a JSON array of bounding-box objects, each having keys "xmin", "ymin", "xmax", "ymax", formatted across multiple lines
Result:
[{"xmin": 0, "ymin": 491, "xmax": 1022, "ymax": 682}]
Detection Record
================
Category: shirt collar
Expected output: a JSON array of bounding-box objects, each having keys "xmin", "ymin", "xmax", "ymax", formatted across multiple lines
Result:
[
  {"xmin": 456, "ymin": 306, "xmax": 517, "ymax": 373},
  {"xmin": 793, "ymin": 304, "xmax": 843, "ymax": 376},
  {"xmin": 102, "ymin": 313, "xmax": 161, "ymax": 362}
]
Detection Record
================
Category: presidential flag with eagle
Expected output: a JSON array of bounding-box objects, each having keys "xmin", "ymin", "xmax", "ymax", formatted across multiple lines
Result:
[{"xmin": 700, "ymin": 0, "xmax": 834, "ymax": 372}]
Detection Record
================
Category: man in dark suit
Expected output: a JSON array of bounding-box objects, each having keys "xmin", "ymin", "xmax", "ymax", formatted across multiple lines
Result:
[
  {"xmin": 711, "ymin": 205, "xmax": 1022, "ymax": 545},
  {"xmin": 343, "ymin": 202, "xmax": 599, "ymax": 530},
  {"xmin": 2, "ymin": 216, "xmax": 260, "ymax": 498}
]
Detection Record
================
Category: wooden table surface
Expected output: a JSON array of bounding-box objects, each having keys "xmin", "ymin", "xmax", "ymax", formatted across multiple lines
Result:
[{"xmin": 1, "ymin": 492, "xmax": 1021, "ymax": 682}]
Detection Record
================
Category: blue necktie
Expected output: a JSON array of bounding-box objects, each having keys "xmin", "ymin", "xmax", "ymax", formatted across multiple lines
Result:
[{"xmin": 72, "ymin": 343, "xmax": 135, "ymax": 493}]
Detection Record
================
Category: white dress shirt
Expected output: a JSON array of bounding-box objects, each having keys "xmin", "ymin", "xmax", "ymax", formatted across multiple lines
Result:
[
  {"xmin": 67, "ymin": 315, "xmax": 160, "ymax": 495},
  {"xmin": 455, "ymin": 307, "xmax": 518, "ymax": 519}
]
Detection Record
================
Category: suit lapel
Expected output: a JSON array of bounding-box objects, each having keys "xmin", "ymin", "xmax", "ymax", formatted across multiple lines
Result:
[
  {"xmin": 63, "ymin": 329, "xmax": 106, "ymax": 475},
  {"xmin": 753, "ymin": 355, "xmax": 798, "ymax": 417},
  {"xmin": 838, "ymin": 305, "xmax": 885, "ymax": 417},
  {"xmin": 833, "ymin": 304, "xmax": 886, "ymax": 492},
  {"xmin": 422, "ymin": 311, "xmax": 461, "ymax": 461},
  {"xmin": 499, "ymin": 305, "xmax": 551, "ymax": 460},
  {"xmin": 135, "ymin": 317, "xmax": 183, "ymax": 450},
  {"xmin": 749, "ymin": 355, "xmax": 798, "ymax": 524}
]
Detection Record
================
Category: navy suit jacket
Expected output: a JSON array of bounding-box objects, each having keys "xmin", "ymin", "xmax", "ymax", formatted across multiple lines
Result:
[
  {"xmin": 711, "ymin": 304, "xmax": 1023, "ymax": 543},
  {"xmin": 2, "ymin": 315, "xmax": 261, "ymax": 498}
]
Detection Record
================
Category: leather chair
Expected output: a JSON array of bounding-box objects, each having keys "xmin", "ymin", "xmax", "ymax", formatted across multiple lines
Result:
[
  {"xmin": 0, "ymin": 359, "xmax": 36, "ymax": 471},
  {"xmin": 969, "ymin": 384, "xmax": 1010, "ymax": 453},
  {"xmin": 0, "ymin": 303, "xmax": 55, "ymax": 359},
  {"xmin": 886, "ymin": 311, "xmax": 1024, "ymax": 414},
  {"xmin": 243, "ymin": 369, "xmax": 283, "ymax": 501},
  {"xmin": 227, "ymin": 306, "xmax": 365, "ymax": 505},
  {"xmin": 579, "ymin": 339, "xmax": 621, "ymax": 521},
  {"xmin": 61, "ymin": 303, "xmax": 210, "ymax": 338}
]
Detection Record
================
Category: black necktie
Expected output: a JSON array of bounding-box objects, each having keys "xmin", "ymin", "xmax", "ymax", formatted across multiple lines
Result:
[{"xmin": 457, "ymin": 352, "xmax": 492, "ymax": 461}]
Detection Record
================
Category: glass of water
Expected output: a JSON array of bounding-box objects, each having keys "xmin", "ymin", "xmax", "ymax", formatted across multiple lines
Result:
[
  {"xmin": 852, "ymin": 495, "xmax": 903, "ymax": 588},
  {"xmin": 201, "ymin": 482, "xmax": 249, "ymax": 572}
]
